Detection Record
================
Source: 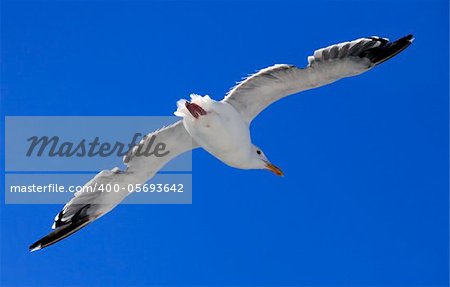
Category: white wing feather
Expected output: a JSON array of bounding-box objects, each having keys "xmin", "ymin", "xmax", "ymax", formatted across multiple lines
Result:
[
  {"xmin": 30, "ymin": 121, "xmax": 197, "ymax": 251},
  {"xmin": 223, "ymin": 35, "xmax": 413, "ymax": 123}
]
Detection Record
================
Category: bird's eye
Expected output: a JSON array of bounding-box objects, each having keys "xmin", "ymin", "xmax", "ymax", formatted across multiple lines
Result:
[{"xmin": 256, "ymin": 150, "xmax": 261, "ymax": 155}]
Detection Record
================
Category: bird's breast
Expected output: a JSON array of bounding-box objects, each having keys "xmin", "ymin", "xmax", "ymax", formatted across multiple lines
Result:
[{"xmin": 182, "ymin": 101, "xmax": 252, "ymax": 168}]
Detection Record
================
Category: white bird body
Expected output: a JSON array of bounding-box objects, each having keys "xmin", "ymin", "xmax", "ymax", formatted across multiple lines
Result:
[
  {"xmin": 29, "ymin": 34, "xmax": 414, "ymax": 251},
  {"xmin": 175, "ymin": 95, "xmax": 253, "ymax": 169}
]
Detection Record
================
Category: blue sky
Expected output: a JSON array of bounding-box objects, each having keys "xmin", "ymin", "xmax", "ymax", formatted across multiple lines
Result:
[{"xmin": 1, "ymin": 0, "xmax": 449, "ymax": 286}]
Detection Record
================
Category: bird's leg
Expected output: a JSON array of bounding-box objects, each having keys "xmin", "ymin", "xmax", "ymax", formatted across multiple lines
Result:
[{"xmin": 185, "ymin": 101, "xmax": 207, "ymax": 119}]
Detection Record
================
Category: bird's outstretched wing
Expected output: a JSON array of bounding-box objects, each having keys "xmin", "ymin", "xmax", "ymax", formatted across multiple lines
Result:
[
  {"xmin": 223, "ymin": 35, "xmax": 413, "ymax": 124},
  {"xmin": 30, "ymin": 121, "xmax": 197, "ymax": 251}
]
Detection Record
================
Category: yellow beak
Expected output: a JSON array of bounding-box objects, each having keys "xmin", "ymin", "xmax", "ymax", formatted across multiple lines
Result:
[{"xmin": 265, "ymin": 162, "xmax": 284, "ymax": 176}]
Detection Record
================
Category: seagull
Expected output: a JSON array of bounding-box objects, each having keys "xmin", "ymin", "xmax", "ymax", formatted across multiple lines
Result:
[{"xmin": 30, "ymin": 34, "xmax": 414, "ymax": 251}]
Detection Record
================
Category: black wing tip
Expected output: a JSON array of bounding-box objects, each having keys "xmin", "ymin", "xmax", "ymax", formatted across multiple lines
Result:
[
  {"xmin": 404, "ymin": 34, "xmax": 414, "ymax": 42},
  {"xmin": 396, "ymin": 34, "xmax": 415, "ymax": 46},
  {"xmin": 29, "ymin": 218, "xmax": 91, "ymax": 252},
  {"xmin": 29, "ymin": 241, "xmax": 42, "ymax": 252},
  {"xmin": 29, "ymin": 233, "xmax": 53, "ymax": 252},
  {"xmin": 365, "ymin": 34, "xmax": 414, "ymax": 66}
]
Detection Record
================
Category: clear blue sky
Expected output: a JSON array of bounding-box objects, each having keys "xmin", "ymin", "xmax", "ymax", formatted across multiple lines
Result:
[{"xmin": 1, "ymin": 0, "xmax": 448, "ymax": 286}]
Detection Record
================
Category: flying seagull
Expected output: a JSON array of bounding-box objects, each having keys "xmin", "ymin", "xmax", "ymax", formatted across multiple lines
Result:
[{"xmin": 30, "ymin": 34, "xmax": 414, "ymax": 251}]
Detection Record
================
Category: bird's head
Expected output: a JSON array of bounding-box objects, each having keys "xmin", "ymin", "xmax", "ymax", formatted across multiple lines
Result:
[{"xmin": 249, "ymin": 145, "xmax": 284, "ymax": 176}]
